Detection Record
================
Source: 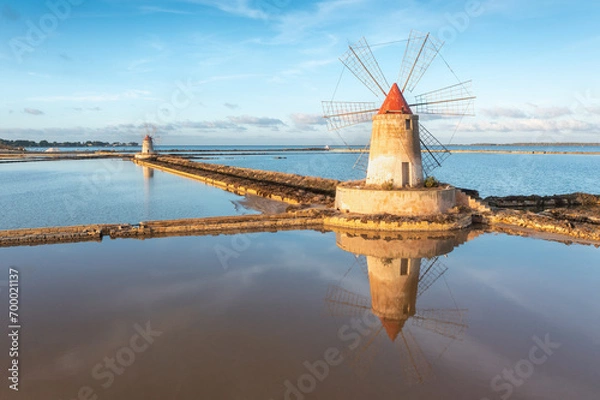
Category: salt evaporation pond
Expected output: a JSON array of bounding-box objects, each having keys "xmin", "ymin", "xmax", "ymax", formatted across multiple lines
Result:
[
  {"xmin": 1, "ymin": 229, "xmax": 599, "ymax": 399},
  {"xmin": 0, "ymin": 159, "xmax": 257, "ymax": 230}
]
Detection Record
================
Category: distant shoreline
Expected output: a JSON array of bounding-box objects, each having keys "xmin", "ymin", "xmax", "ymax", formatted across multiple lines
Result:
[{"xmin": 456, "ymin": 142, "xmax": 600, "ymax": 147}]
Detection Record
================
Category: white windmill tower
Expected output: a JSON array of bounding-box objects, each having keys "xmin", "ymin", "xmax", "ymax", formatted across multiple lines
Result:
[
  {"xmin": 135, "ymin": 123, "xmax": 159, "ymax": 160},
  {"xmin": 323, "ymin": 31, "xmax": 475, "ymax": 216}
]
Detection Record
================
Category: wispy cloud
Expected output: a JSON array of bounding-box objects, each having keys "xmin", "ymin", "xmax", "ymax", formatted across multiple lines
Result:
[
  {"xmin": 73, "ymin": 107, "xmax": 102, "ymax": 112},
  {"xmin": 462, "ymin": 119, "xmax": 598, "ymax": 133},
  {"xmin": 139, "ymin": 5, "xmax": 194, "ymax": 15},
  {"xmin": 483, "ymin": 105, "xmax": 576, "ymax": 120},
  {"xmin": 24, "ymin": 108, "xmax": 44, "ymax": 116},
  {"xmin": 59, "ymin": 53, "xmax": 73, "ymax": 62},
  {"xmin": 181, "ymin": 0, "xmax": 269, "ymax": 20},
  {"xmin": 0, "ymin": 113, "xmax": 289, "ymax": 141},
  {"xmin": 290, "ymin": 113, "xmax": 326, "ymax": 127},
  {"xmin": 224, "ymin": 102, "xmax": 240, "ymax": 110},
  {"xmin": 482, "ymin": 107, "xmax": 528, "ymax": 118},
  {"xmin": 127, "ymin": 58, "xmax": 153, "ymax": 73},
  {"xmin": 228, "ymin": 115, "xmax": 285, "ymax": 126},
  {"xmin": 27, "ymin": 72, "xmax": 52, "ymax": 79},
  {"xmin": 27, "ymin": 90, "xmax": 157, "ymax": 102},
  {"xmin": 527, "ymin": 105, "xmax": 573, "ymax": 119}
]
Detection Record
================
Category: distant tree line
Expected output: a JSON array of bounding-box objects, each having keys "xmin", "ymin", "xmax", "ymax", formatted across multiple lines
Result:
[{"xmin": 0, "ymin": 138, "xmax": 139, "ymax": 149}]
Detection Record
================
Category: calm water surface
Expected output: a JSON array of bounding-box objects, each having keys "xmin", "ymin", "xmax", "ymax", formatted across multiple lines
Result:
[
  {"xmin": 0, "ymin": 159, "xmax": 256, "ymax": 229},
  {"xmin": 201, "ymin": 151, "xmax": 600, "ymax": 198},
  {"xmin": 1, "ymin": 151, "xmax": 599, "ymax": 230},
  {"xmin": 1, "ymin": 230, "xmax": 599, "ymax": 399}
]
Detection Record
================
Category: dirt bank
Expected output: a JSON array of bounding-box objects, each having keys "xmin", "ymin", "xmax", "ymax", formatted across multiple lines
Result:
[
  {"xmin": 0, "ymin": 212, "xmax": 326, "ymax": 247},
  {"xmin": 484, "ymin": 192, "xmax": 600, "ymax": 209},
  {"xmin": 138, "ymin": 155, "xmax": 339, "ymax": 206}
]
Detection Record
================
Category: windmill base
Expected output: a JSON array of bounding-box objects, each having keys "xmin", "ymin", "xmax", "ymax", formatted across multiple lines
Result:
[
  {"xmin": 335, "ymin": 183, "xmax": 456, "ymax": 217},
  {"xmin": 134, "ymin": 153, "xmax": 157, "ymax": 161}
]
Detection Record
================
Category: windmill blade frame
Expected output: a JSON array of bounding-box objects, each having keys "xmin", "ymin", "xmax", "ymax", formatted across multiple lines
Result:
[
  {"xmin": 322, "ymin": 101, "xmax": 379, "ymax": 131},
  {"xmin": 411, "ymin": 81, "xmax": 476, "ymax": 116},
  {"xmin": 324, "ymin": 284, "xmax": 371, "ymax": 317},
  {"xmin": 340, "ymin": 37, "xmax": 390, "ymax": 98},
  {"xmin": 398, "ymin": 30, "xmax": 444, "ymax": 93},
  {"xmin": 353, "ymin": 143, "xmax": 370, "ymax": 172},
  {"xmin": 397, "ymin": 328, "xmax": 432, "ymax": 385},
  {"xmin": 419, "ymin": 124, "xmax": 451, "ymax": 177},
  {"xmin": 417, "ymin": 257, "xmax": 449, "ymax": 297},
  {"xmin": 411, "ymin": 308, "xmax": 469, "ymax": 341}
]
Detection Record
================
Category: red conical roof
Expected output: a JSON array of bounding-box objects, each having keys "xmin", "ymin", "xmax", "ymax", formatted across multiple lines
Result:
[
  {"xmin": 379, "ymin": 317, "xmax": 406, "ymax": 342},
  {"xmin": 378, "ymin": 83, "xmax": 412, "ymax": 115}
]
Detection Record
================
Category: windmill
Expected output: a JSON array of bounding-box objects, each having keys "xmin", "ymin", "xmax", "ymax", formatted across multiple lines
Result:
[
  {"xmin": 135, "ymin": 123, "xmax": 159, "ymax": 160},
  {"xmin": 322, "ymin": 30, "xmax": 475, "ymax": 187},
  {"xmin": 326, "ymin": 230, "xmax": 470, "ymax": 383}
]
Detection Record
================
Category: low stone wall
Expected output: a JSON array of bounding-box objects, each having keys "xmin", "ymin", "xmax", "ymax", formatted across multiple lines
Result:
[
  {"xmin": 485, "ymin": 193, "xmax": 600, "ymax": 209},
  {"xmin": 110, "ymin": 212, "xmax": 325, "ymax": 238},
  {"xmin": 324, "ymin": 213, "xmax": 472, "ymax": 232},
  {"xmin": 335, "ymin": 184, "xmax": 456, "ymax": 216},
  {"xmin": 135, "ymin": 156, "xmax": 338, "ymax": 205},
  {"xmin": 485, "ymin": 209, "xmax": 600, "ymax": 243},
  {"xmin": 0, "ymin": 224, "xmax": 112, "ymax": 247},
  {"xmin": 0, "ymin": 212, "xmax": 326, "ymax": 247}
]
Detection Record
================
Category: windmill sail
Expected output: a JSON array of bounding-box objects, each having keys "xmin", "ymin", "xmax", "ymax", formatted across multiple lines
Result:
[
  {"xmin": 353, "ymin": 143, "xmax": 370, "ymax": 172},
  {"xmin": 412, "ymin": 308, "xmax": 468, "ymax": 340},
  {"xmin": 396, "ymin": 329, "xmax": 432, "ymax": 384},
  {"xmin": 399, "ymin": 30, "xmax": 444, "ymax": 93},
  {"xmin": 324, "ymin": 284, "xmax": 371, "ymax": 317},
  {"xmin": 322, "ymin": 101, "xmax": 379, "ymax": 131},
  {"xmin": 411, "ymin": 81, "xmax": 476, "ymax": 115},
  {"xmin": 419, "ymin": 124, "xmax": 451, "ymax": 176},
  {"xmin": 340, "ymin": 37, "xmax": 390, "ymax": 98},
  {"xmin": 417, "ymin": 257, "xmax": 448, "ymax": 297}
]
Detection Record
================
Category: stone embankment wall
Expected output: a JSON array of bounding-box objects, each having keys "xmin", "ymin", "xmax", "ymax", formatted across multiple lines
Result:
[
  {"xmin": 485, "ymin": 210, "xmax": 600, "ymax": 243},
  {"xmin": 484, "ymin": 193, "xmax": 600, "ymax": 209},
  {"xmin": 0, "ymin": 225, "xmax": 111, "ymax": 246},
  {"xmin": 0, "ymin": 212, "xmax": 325, "ymax": 247},
  {"xmin": 136, "ymin": 156, "xmax": 339, "ymax": 205}
]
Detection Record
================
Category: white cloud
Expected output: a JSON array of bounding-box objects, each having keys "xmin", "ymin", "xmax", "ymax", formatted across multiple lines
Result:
[
  {"xmin": 228, "ymin": 115, "xmax": 285, "ymax": 126},
  {"xmin": 24, "ymin": 108, "xmax": 44, "ymax": 116},
  {"xmin": 461, "ymin": 118, "xmax": 597, "ymax": 133},
  {"xmin": 289, "ymin": 113, "xmax": 326, "ymax": 126},
  {"xmin": 527, "ymin": 105, "xmax": 573, "ymax": 119},
  {"xmin": 482, "ymin": 107, "xmax": 527, "ymax": 119}
]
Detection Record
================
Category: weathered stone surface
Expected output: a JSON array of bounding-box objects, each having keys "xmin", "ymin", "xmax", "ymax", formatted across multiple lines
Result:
[
  {"xmin": 138, "ymin": 156, "xmax": 339, "ymax": 206},
  {"xmin": 485, "ymin": 193, "xmax": 600, "ymax": 209}
]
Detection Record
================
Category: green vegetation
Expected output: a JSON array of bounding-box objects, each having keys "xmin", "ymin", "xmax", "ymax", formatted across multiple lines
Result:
[
  {"xmin": 424, "ymin": 176, "xmax": 440, "ymax": 188},
  {"xmin": 381, "ymin": 180, "xmax": 395, "ymax": 190}
]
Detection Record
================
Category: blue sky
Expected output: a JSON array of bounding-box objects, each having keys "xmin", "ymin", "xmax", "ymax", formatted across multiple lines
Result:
[{"xmin": 1, "ymin": 0, "xmax": 599, "ymax": 145}]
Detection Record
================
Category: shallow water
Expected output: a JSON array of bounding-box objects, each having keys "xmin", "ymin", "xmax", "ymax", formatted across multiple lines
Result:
[
  {"xmin": 1, "ymin": 150, "xmax": 599, "ymax": 230},
  {"xmin": 0, "ymin": 230, "xmax": 599, "ymax": 399},
  {"xmin": 201, "ymin": 151, "xmax": 600, "ymax": 198},
  {"xmin": 0, "ymin": 159, "xmax": 256, "ymax": 229}
]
